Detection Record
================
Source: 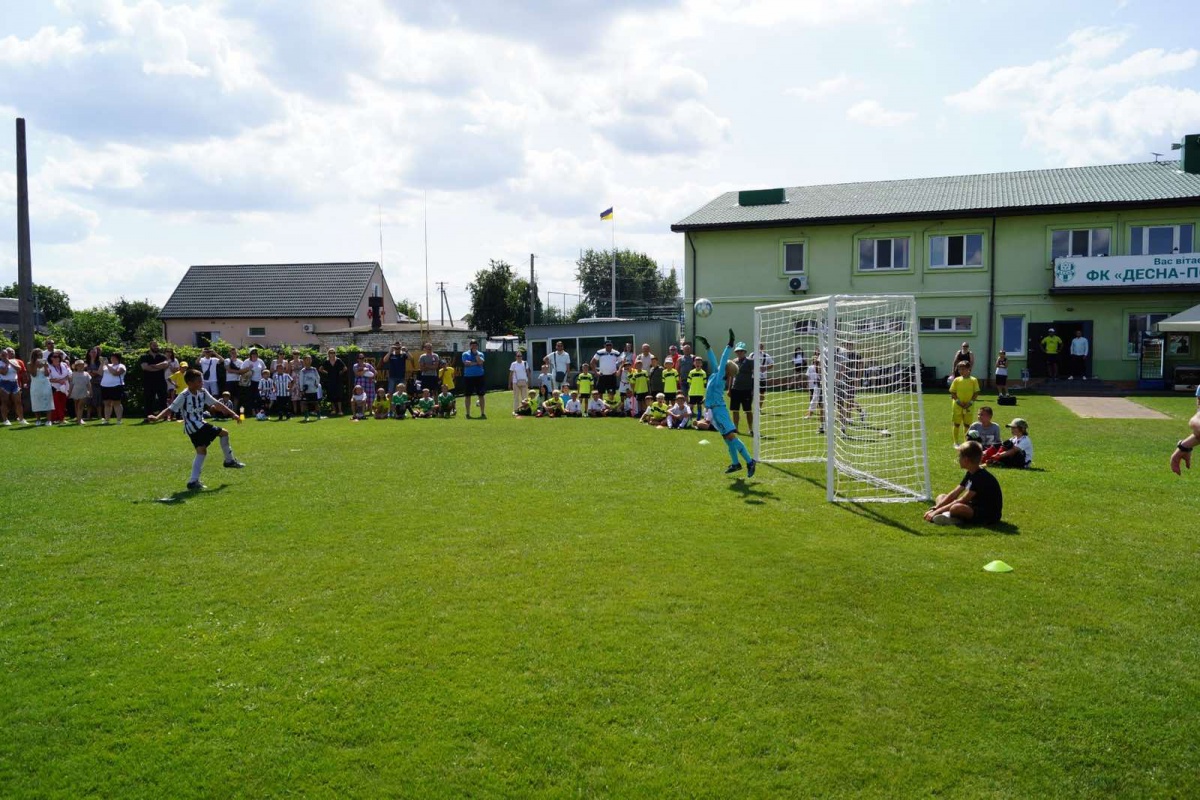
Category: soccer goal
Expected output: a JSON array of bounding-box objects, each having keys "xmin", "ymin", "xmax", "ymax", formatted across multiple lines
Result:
[{"xmin": 753, "ymin": 294, "xmax": 931, "ymax": 503}]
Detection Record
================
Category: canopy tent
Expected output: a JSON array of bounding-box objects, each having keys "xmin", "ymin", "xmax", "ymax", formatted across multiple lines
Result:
[{"xmin": 1158, "ymin": 305, "xmax": 1200, "ymax": 332}]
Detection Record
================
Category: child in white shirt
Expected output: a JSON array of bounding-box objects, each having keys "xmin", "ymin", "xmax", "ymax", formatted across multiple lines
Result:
[
  {"xmin": 564, "ymin": 391, "xmax": 582, "ymax": 417},
  {"xmin": 666, "ymin": 395, "xmax": 692, "ymax": 429},
  {"xmin": 587, "ymin": 391, "xmax": 606, "ymax": 417}
]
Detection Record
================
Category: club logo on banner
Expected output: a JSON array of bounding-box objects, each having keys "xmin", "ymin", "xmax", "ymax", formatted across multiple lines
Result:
[{"xmin": 1053, "ymin": 253, "xmax": 1200, "ymax": 290}]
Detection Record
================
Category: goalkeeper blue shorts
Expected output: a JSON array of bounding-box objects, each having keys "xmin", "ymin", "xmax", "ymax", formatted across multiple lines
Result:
[{"xmin": 710, "ymin": 405, "xmax": 736, "ymax": 436}]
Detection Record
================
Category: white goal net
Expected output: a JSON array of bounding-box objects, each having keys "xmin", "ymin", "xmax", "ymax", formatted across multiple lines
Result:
[{"xmin": 753, "ymin": 295, "xmax": 931, "ymax": 503}]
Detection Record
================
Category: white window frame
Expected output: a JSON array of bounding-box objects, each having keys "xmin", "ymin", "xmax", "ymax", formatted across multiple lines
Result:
[
  {"xmin": 1130, "ymin": 224, "xmax": 1195, "ymax": 256},
  {"xmin": 999, "ymin": 315, "xmax": 1026, "ymax": 356},
  {"xmin": 1125, "ymin": 312, "xmax": 1172, "ymax": 358},
  {"xmin": 919, "ymin": 315, "xmax": 973, "ymax": 334},
  {"xmin": 247, "ymin": 326, "xmax": 267, "ymax": 338},
  {"xmin": 928, "ymin": 233, "xmax": 985, "ymax": 270},
  {"xmin": 857, "ymin": 236, "xmax": 912, "ymax": 272},
  {"xmin": 1050, "ymin": 227, "xmax": 1112, "ymax": 261},
  {"xmin": 781, "ymin": 240, "xmax": 806, "ymax": 276}
]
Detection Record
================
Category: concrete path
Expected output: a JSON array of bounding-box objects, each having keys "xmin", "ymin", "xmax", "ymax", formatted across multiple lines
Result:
[{"xmin": 1054, "ymin": 396, "xmax": 1170, "ymax": 419}]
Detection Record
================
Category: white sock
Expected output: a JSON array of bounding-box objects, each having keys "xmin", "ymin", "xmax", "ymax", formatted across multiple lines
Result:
[
  {"xmin": 220, "ymin": 436, "xmax": 233, "ymax": 461},
  {"xmin": 191, "ymin": 453, "xmax": 206, "ymax": 483}
]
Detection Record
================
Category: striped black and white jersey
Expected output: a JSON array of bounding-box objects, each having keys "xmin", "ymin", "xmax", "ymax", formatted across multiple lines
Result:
[{"xmin": 169, "ymin": 389, "xmax": 219, "ymax": 434}]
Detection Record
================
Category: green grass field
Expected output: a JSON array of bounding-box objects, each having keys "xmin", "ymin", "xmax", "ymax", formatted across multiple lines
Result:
[{"xmin": 3, "ymin": 393, "xmax": 1199, "ymax": 797}]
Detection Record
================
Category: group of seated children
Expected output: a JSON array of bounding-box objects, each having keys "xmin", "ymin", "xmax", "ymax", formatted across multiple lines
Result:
[
  {"xmin": 924, "ymin": 410, "xmax": 1034, "ymax": 527},
  {"xmin": 350, "ymin": 385, "xmax": 457, "ymax": 421},
  {"xmin": 516, "ymin": 386, "xmax": 719, "ymax": 432}
]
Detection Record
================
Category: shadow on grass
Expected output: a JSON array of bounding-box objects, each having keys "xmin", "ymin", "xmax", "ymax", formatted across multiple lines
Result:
[
  {"xmin": 133, "ymin": 484, "xmax": 231, "ymax": 506},
  {"xmin": 727, "ymin": 478, "xmax": 780, "ymax": 505}
]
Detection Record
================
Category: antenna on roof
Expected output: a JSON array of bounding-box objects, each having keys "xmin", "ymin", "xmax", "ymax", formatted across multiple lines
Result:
[{"xmin": 1151, "ymin": 152, "xmax": 1164, "ymax": 162}]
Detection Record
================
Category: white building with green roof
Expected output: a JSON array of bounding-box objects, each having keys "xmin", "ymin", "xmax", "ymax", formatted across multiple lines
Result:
[{"xmin": 673, "ymin": 136, "xmax": 1200, "ymax": 385}]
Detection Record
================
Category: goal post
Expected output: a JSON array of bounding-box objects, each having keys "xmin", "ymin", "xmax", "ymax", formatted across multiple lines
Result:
[{"xmin": 753, "ymin": 294, "xmax": 931, "ymax": 503}]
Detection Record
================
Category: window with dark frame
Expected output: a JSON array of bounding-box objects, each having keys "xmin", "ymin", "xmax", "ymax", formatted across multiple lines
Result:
[
  {"xmin": 1052, "ymin": 228, "xmax": 1112, "ymax": 259},
  {"xmin": 859, "ymin": 237, "xmax": 910, "ymax": 271},
  {"xmin": 929, "ymin": 234, "xmax": 984, "ymax": 268},
  {"xmin": 783, "ymin": 242, "xmax": 805, "ymax": 274}
]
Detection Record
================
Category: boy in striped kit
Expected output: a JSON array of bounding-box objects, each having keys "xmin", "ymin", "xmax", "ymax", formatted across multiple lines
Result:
[{"xmin": 147, "ymin": 369, "xmax": 244, "ymax": 490}]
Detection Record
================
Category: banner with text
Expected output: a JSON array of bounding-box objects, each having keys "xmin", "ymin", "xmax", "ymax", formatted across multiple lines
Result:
[{"xmin": 1054, "ymin": 253, "xmax": 1200, "ymax": 290}]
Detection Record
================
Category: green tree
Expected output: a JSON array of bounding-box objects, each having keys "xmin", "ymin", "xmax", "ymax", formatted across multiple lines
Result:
[
  {"xmin": 395, "ymin": 297, "xmax": 421, "ymax": 321},
  {"xmin": 0, "ymin": 283, "xmax": 72, "ymax": 323},
  {"xmin": 50, "ymin": 308, "xmax": 123, "ymax": 348},
  {"xmin": 575, "ymin": 250, "xmax": 679, "ymax": 317},
  {"xmin": 107, "ymin": 297, "xmax": 162, "ymax": 345},
  {"xmin": 465, "ymin": 260, "xmax": 543, "ymax": 336}
]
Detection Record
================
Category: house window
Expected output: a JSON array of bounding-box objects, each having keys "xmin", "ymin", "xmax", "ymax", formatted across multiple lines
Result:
[
  {"xmin": 858, "ymin": 237, "xmax": 910, "ymax": 271},
  {"xmin": 919, "ymin": 316, "xmax": 973, "ymax": 333},
  {"xmin": 248, "ymin": 326, "xmax": 266, "ymax": 338},
  {"xmin": 929, "ymin": 234, "xmax": 984, "ymax": 268},
  {"xmin": 783, "ymin": 241, "xmax": 805, "ymax": 274},
  {"xmin": 1000, "ymin": 315, "xmax": 1025, "ymax": 356},
  {"xmin": 1131, "ymin": 224, "xmax": 1194, "ymax": 255},
  {"xmin": 1051, "ymin": 228, "xmax": 1111, "ymax": 259},
  {"xmin": 1126, "ymin": 312, "xmax": 1171, "ymax": 357}
]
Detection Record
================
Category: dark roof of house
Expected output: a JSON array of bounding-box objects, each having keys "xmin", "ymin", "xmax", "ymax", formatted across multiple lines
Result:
[
  {"xmin": 161, "ymin": 262, "xmax": 382, "ymax": 319},
  {"xmin": 672, "ymin": 160, "xmax": 1200, "ymax": 232}
]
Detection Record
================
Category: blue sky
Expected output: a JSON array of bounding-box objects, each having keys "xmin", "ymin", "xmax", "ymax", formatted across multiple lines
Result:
[{"xmin": 1, "ymin": 0, "xmax": 1198, "ymax": 318}]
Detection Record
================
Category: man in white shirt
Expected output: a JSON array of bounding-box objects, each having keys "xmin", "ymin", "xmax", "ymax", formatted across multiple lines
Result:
[
  {"xmin": 1068, "ymin": 330, "xmax": 1089, "ymax": 380},
  {"xmin": 547, "ymin": 341, "xmax": 572, "ymax": 391},
  {"xmin": 199, "ymin": 348, "xmax": 220, "ymax": 397},
  {"xmin": 223, "ymin": 350, "xmax": 245, "ymax": 406},
  {"xmin": 634, "ymin": 343, "xmax": 655, "ymax": 371},
  {"xmin": 753, "ymin": 342, "xmax": 775, "ymax": 408},
  {"xmin": 591, "ymin": 341, "xmax": 623, "ymax": 396}
]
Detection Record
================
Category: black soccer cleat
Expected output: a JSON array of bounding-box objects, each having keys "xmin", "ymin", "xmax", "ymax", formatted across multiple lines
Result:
[
  {"xmin": 186, "ymin": 481, "xmax": 206, "ymax": 491},
  {"xmin": 746, "ymin": 459, "xmax": 757, "ymax": 478},
  {"xmin": 223, "ymin": 459, "xmax": 246, "ymax": 469},
  {"xmin": 724, "ymin": 463, "xmax": 743, "ymax": 474},
  {"xmin": 696, "ymin": 335, "xmax": 711, "ymax": 353},
  {"xmin": 728, "ymin": 328, "xmax": 736, "ymax": 347}
]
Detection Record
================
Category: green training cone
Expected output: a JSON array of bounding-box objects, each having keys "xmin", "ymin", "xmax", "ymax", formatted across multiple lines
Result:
[{"xmin": 983, "ymin": 560, "xmax": 1013, "ymax": 573}]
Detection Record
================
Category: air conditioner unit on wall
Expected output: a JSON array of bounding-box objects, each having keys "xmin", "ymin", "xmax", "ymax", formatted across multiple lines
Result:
[
  {"xmin": 788, "ymin": 275, "xmax": 808, "ymax": 293},
  {"xmin": 302, "ymin": 323, "xmax": 316, "ymax": 334}
]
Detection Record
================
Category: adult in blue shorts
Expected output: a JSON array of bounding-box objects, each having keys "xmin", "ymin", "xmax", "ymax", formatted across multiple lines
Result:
[{"xmin": 697, "ymin": 329, "xmax": 756, "ymax": 477}]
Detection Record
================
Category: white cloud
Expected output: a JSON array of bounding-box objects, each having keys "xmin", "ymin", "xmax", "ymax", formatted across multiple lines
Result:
[
  {"xmin": 785, "ymin": 74, "xmax": 862, "ymax": 102},
  {"xmin": 947, "ymin": 27, "xmax": 1200, "ymax": 164},
  {"xmin": 846, "ymin": 99, "xmax": 916, "ymax": 127}
]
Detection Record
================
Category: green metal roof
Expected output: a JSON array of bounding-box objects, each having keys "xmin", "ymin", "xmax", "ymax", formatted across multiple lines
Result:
[
  {"xmin": 161, "ymin": 262, "xmax": 379, "ymax": 319},
  {"xmin": 672, "ymin": 160, "xmax": 1200, "ymax": 232}
]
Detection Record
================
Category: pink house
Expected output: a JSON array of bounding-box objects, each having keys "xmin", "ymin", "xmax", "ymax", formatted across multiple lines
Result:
[{"xmin": 160, "ymin": 262, "xmax": 406, "ymax": 348}]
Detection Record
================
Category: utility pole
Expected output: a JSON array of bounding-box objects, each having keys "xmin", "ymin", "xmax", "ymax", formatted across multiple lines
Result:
[
  {"xmin": 15, "ymin": 118, "xmax": 34, "ymax": 362},
  {"xmin": 530, "ymin": 253, "xmax": 536, "ymax": 326},
  {"xmin": 435, "ymin": 281, "xmax": 452, "ymax": 326}
]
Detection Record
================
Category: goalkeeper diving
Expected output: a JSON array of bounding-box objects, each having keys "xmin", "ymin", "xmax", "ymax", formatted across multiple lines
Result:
[{"xmin": 697, "ymin": 329, "xmax": 756, "ymax": 477}]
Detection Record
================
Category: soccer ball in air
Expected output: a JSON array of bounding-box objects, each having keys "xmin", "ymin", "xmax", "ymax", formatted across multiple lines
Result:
[{"xmin": 694, "ymin": 298, "xmax": 714, "ymax": 318}]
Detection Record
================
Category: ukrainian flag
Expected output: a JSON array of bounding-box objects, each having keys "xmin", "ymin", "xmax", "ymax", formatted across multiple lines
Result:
[{"xmin": 599, "ymin": 207, "xmax": 613, "ymax": 221}]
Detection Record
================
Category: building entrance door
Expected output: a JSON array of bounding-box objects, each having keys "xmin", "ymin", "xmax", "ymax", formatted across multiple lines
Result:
[{"xmin": 1027, "ymin": 320, "xmax": 1092, "ymax": 378}]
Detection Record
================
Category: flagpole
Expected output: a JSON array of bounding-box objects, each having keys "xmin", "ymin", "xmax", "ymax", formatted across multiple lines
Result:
[{"xmin": 610, "ymin": 211, "xmax": 616, "ymax": 317}]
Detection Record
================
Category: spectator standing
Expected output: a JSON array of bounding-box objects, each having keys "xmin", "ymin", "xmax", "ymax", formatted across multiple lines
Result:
[
  {"xmin": 163, "ymin": 348, "xmax": 181, "ymax": 404},
  {"xmin": 298, "ymin": 355, "xmax": 322, "ymax": 421},
  {"xmin": 634, "ymin": 343, "xmax": 656, "ymax": 371},
  {"xmin": 29, "ymin": 349, "xmax": 53, "ymax": 425},
  {"xmin": 439, "ymin": 358, "xmax": 457, "ymax": 396},
  {"xmin": 1069, "ymin": 330, "xmax": 1089, "ymax": 380},
  {"xmin": 994, "ymin": 350, "xmax": 1009, "ymax": 398},
  {"xmin": 677, "ymin": 343, "xmax": 695, "ymax": 378},
  {"xmin": 3, "ymin": 347, "xmax": 28, "ymax": 425},
  {"xmin": 418, "ymin": 343, "xmax": 441, "ymax": 395},
  {"xmin": 949, "ymin": 362, "xmax": 980, "ymax": 446},
  {"xmin": 223, "ymin": 350, "xmax": 245, "ymax": 407},
  {"xmin": 647, "ymin": 356, "xmax": 664, "ymax": 401},
  {"xmin": 729, "ymin": 342, "xmax": 755, "ymax": 433},
  {"xmin": 1040, "ymin": 328, "xmax": 1063, "ymax": 381},
  {"xmin": 139, "ymin": 341, "xmax": 171, "ymax": 416},
  {"xmin": 547, "ymin": 341, "xmax": 572, "ymax": 391},
  {"xmin": 508, "ymin": 350, "xmax": 530, "ymax": 413},
  {"xmin": 46, "ymin": 351, "xmax": 71, "ymax": 425},
  {"xmin": 353, "ymin": 352, "xmax": 375, "ymax": 397},
  {"xmin": 0, "ymin": 349, "xmax": 21, "ymax": 425},
  {"xmin": 86, "ymin": 346, "xmax": 104, "ymax": 421},
  {"xmin": 951, "ymin": 342, "xmax": 974, "ymax": 380},
  {"xmin": 320, "ymin": 348, "xmax": 347, "ymax": 416},
  {"xmin": 199, "ymin": 347, "xmax": 221, "ymax": 397},
  {"xmin": 591, "ymin": 341, "xmax": 623, "ymax": 397},
  {"xmin": 754, "ymin": 342, "xmax": 775, "ymax": 408},
  {"xmin": 386, "ymin": 343, "xmax": 408, "ymax": 393},
  {"xmin": 620, "ymin": 342, "xmax": 635, "ymax": 368},
  {"xmin": 243, "ymin": 349, "xmax": 267, "ymax": 413},
  {"xmin": 461, "ymin": 339, "xmax": 487, "ymax": 419},
  {"xmin": 99, "ymin": 352, "xmax": 127, "ymax": 424},
  {"xmin": 287, "ymin": 350, "xmax": 304, "ymax": 416},
  {"xmin": 664, "ymin": 344, "xmax": 680, "ymax": 370},
  {"xmin": 793, "ymin": 347, "xmax": 807, "ymax": 390}
]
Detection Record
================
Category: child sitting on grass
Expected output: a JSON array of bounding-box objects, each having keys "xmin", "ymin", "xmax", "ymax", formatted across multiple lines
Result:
[
  {"xmin": 216, "ymin": 391, "xmax": 236, "ymax": 415},
  {"xmin": 436, "ymin": 389, "xmax": 456, "ymax": 417},
  {"xmin": 603, "ymin": 391, "xmax": 622, "ymax": 417},
  {"xmin": 924, "ymin": 440, "xmax": 1003, "ymax": 526},
  {"xmin": 390, "ymin": 387, "xmax": 409, "ymax": 419},
  {"xmin": 666, "ymin": 394, "xmax": 691, "ymax": 429},
  {"xmin": 414, "ymin": 388, "xmax": 436, "ymax": 418},
  {"xmin": 372, "ymin": 387, "xmax": 390, "ymax": 420},
  {"xmin": 539, "ymin": 389, "xmax": 564, "ymax": 418},
  {"xmin": 350, "ymin": 384, "xmax": 369, "ymax": 420},
  {"xmin": 514, "ymin": 389, "xmax": 537, "ymax": 416},
  {"xmin": 641, "ymin": 392, "xmax": 670, "ymax": 426},
  {"xmin": 694, "ymin": 405, "xmax": 715, "ymax": 431},
  {"xmin": 622, "ymin": 387, "xmax": 638, "ymax": 418},
  {"xmin": 587, "ymin": 391, "xmax": 606, "ymax": 417},
  {"xmin": 564, "ymin": 390, "xmax": 582, "ymax": 417}
]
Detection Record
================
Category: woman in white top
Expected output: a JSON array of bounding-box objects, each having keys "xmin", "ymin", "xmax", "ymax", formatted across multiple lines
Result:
[
  {"xmin": 99, "ymin": 352, "xmax": 128, "ymax": 424},
  {"xmin": 508, "ymin": 351, "xmax": 530, "ymax": 413},
  {"xmin": 28, "ymin": 349, "xmax": 53, "ymax": 426},
  {"xmin": 46, "ymin": 351, "xmax": 72, "ymax": 425}
]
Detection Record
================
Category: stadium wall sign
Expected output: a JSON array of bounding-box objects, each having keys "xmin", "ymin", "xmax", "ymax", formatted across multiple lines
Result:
[{"xmin": 1054, "ymin": 253, "xmax": 1200, "ymax": 289}]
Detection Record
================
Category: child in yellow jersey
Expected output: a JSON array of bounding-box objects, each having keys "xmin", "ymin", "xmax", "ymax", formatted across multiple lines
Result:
[
  {"xmin": 539, "ymin": 389, "xmax": 564, "ymax": 417},
  {"xmin": 687, "ymin": 364, "xmax": 707, "ymax": 416},
  {"xmin": 372, "ymin": 387, "xmax": 390, "ymax": 420},
  {"xmin": 439, "ymin": 363, "xmax": 456, "ymax": 394},
  {"xmin": 662, "ymin": 362, "xmax": 680, "ymax": 398},
  {"xmin": 628, "ymin": 366, "xmax": 650, "ymax": 414},
  {"xmin": 948, "ymin": 362, "xmax": 980, "ymax": 445},
  {"xmin": 575, "ymin": 363, "xmax": 595, "ymax": 397},
  {"xmin": 514, "ymin": 389, "xmax": 537, "ymax": 416},
  {"xmin": 641, "ymin": 392, "xmax": 671, "ymax": 426},
  {"xmin": 603, "ymin": 391, "xmax": 621, "ymax": 417}
]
